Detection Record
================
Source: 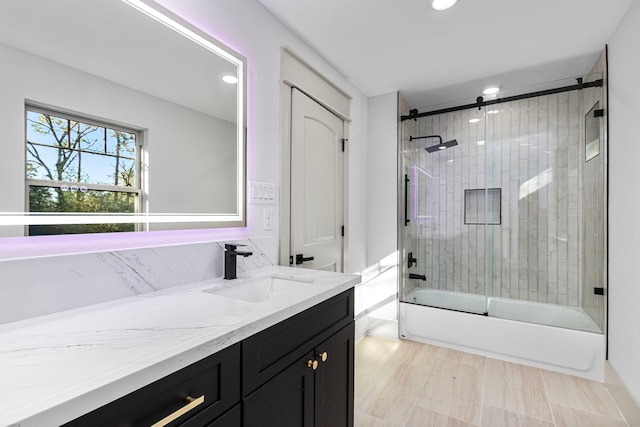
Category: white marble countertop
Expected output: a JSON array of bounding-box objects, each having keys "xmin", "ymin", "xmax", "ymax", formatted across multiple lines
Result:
[{"xmin": 0, "ymin": 266, "xmax": 359, "ymax": 427}]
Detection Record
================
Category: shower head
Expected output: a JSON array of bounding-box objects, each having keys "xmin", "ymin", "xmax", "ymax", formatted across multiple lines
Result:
[
  {"xmin": 410, "ymin": 134, "xmax": 459, "ymax": 153},
  {"xmin": 426, "ymin": 139, "xmax": 458, "ymax": 153}
]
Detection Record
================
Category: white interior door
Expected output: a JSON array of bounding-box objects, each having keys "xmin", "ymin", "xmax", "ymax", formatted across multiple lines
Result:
[{"xmin": 291, "ymin": 88, "xmax": 344, "ymax": 272}]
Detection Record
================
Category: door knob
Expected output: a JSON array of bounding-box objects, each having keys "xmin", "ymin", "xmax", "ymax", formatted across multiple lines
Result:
[
  {"xmin": 307, "ymin": 359, "xmax": 319, "ymax": 370},
  {"xmin": 296, "ymin": 254, "xmax": 315, "ymax": 265},
  {"xmin": 318, "ymin": 351, "xmax": 328, "ymax": 362}
]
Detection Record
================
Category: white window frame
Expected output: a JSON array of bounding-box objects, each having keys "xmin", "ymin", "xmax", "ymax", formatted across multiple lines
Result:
[{"xmin": 25, "ymin": 104, "xmax": 143, "ymax": 232}]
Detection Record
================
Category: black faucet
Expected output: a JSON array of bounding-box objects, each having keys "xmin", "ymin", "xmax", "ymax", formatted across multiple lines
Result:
[
  {"xmin": 224, "ymin": 243, "xmax": 253, "ymax": 280},
  {"xmin": 408, "ymin": 252, "xmax": 418, "ymax": 268}
]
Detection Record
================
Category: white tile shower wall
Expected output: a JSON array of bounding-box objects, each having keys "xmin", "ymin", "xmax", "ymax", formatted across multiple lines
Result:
[
  {"xmin": 406, "ymin": 92, "xmax": 583, "ymax": 306},
  {"xmin": 0, "ymin": 237, "xmax": 275, "ymax": 325}
]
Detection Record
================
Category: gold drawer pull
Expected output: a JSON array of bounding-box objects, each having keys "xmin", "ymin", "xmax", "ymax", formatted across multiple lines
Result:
[
  {"xmin": 319, "ymin": 352, "xmax": 328, "ymax": 362},
  {"xmin": 150, "ymin": 395, "xmax": 205, "ymax": 427},
  {"xmin": 308, "ymin": 359, "xmax": 319, "ymax": 370}
]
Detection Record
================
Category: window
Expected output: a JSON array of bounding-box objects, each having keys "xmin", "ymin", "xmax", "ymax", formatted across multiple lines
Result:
[{"xmin": 25, "ymin": 105, "xmax": 141, "ymax": 235}]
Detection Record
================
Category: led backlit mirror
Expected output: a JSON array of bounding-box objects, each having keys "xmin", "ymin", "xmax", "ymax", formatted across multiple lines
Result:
[{"xmin": 0, "ymin": 0, "xmax": 246, "ymax": 237}]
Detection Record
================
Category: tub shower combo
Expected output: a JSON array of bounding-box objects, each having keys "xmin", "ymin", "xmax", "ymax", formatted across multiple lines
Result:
[{"xmin": 398, "ymin": 61, "xmax": 608, "ymax": 380}]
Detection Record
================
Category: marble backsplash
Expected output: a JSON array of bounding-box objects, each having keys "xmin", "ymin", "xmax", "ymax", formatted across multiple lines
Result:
[{"xmin": 0, "ymin": 237, "xmax": 276, "ymax": 325}]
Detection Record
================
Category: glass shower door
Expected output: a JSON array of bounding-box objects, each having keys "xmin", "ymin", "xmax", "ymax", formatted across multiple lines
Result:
[
  {"xmin": 399, "ymin": 108, "xmax": 489, "ymax": 315},
  {"xmin": 400, "ymin": 70, "xmax": 607, "ymax": 334}
]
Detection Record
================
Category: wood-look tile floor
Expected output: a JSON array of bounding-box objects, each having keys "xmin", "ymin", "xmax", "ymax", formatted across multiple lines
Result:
[{"xmin": 355, "ymin": 336, "xmax": 629, "ymax": 427}]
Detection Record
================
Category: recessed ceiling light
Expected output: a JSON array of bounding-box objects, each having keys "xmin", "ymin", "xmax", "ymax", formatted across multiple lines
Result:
[
  {"xmin": 477, "ymin": 140, "xmax": 485, "ymax": 146},
  {"xmin": 222, "ymin": 74, "xmax": 238, "ymax": 84},
  {"xmin": 432, "ymin": 0, "xmax": 458, "ymax": 11},
  {"xmin": 469, "ymin": 118, "xmax": 480, "ymax": 123},
  {"xmin": 483, "ymin": 87, "xmax": 500, "ymax": 95}
]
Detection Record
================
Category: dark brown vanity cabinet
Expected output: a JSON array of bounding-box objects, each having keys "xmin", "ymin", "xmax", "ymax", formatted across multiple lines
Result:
[
  {"xmin": 242, "ymin": 289, "xmax": 355, "ymax": 427},
  {"xmin": 65, "ymin": 288, "xmax": 354, "ymax": 427},
  {"xmin": 243, "ymin": 323, "xmax": 354, "ymax": 427}
]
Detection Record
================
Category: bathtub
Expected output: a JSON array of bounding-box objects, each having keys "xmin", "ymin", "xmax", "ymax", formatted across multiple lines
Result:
[{"xmin": 400, "ymin": 288, "xmax": 605, "ymax": 380}]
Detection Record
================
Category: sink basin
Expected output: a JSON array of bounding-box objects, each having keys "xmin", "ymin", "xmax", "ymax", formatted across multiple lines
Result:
[{"xmin": 205, "ymin": 276, "xmax": 322, "ymax": 303}]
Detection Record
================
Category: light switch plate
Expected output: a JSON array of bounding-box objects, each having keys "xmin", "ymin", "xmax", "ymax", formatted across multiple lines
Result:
[
  {"xmin": 250, "ymin": 181, "xmax": 276, "ymax": 205},
  {"xmin": 263, "ymin": 208, "xmax": 273, "ymax": 230}
]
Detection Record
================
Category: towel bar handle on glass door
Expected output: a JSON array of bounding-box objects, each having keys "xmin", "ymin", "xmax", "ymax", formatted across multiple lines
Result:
[
  {"xmin": 409, "ymin": 273, "xmax": 426, "ymax": 281},
  {"xmin": 404, "ymin": 174, "xmax": 410, "ymax": 226}
]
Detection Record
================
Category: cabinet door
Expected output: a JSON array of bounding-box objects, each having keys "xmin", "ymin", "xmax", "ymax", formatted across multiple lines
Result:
[
  {"xmin": 314, "ymin": 322, "xmax": 354, "ymax": 427},
  {"xmin": 243, "ymin": 351, "xmax": 315, "ymax": 427}
]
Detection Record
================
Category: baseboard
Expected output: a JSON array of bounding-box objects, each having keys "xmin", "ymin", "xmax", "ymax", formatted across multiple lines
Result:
[
  {"xmin": 355, "ymin": 316, "xmax": 368, "ymax": 342},
  {"xmin": 366, "ymin": 317, "xmax": 398, "ymax": 339},
  {"xmin": 605, "ymin": 362, "xmax": 640, "ymax": 426}
]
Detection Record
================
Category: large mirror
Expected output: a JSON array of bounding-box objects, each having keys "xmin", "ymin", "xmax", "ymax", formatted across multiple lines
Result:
[{"xmin": 0, "ymin": 0, "xmax": 246, "ymax": 237}]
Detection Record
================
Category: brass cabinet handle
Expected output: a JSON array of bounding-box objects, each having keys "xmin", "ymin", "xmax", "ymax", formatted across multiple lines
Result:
[
  {"xmin": 150, "ymin": 395, "xmax": 205, "ymax": 427},
  {"xmin": 307, "ymin": 359, "xmax": 319, "ymax": 370},
  {"xmin": 319, "ymin": 352, "xmax": 328, "ymax": 362}
]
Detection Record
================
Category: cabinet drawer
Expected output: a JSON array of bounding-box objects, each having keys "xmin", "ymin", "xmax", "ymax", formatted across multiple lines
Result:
[
  {"xmin": 205, "ymin": 404, "xmax": 241, "ymax": 427},
  {"xmin": 242, "ymin": 288, "xmax": 354, "ymax": 395},
  {"xmin": 180, "ymin": 403, "xmax": 241, "ymax": 427},
  {"xmin": 64, "ymin": 343, "xmax": 241, "ymax": 427}
]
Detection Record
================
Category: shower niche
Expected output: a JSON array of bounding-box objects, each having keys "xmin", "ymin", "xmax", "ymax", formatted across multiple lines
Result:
[{"xmin": 463, "ymin": 188, "xmax": 501, "ymax": 225}]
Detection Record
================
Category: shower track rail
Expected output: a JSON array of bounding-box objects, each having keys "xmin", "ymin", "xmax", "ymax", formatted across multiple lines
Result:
[{"xmin": 401, "ymin": 78, "xmax": 603, "ymax": 121}]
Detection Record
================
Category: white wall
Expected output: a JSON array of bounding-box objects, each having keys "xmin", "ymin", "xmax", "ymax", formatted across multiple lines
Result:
[
  {"xmin": 366, "ymin": 92, "xmax": 398, "ymax": 265},
  {"xmin": 607, "ymin": 0, "xmax": 640, "ymax": 405},
  {"xmin": 0, "ymin": 0, "xmax": 369, "ymax": 274},
  {"xmin": 358, "ymin": 92, "xmax": 399, "ymax": 336}
]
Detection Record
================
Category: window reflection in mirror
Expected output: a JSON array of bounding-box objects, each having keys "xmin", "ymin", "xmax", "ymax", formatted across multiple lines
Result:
[{"xmin": 26, "ymin": 106, "xmax": 141, "ymax": 235}]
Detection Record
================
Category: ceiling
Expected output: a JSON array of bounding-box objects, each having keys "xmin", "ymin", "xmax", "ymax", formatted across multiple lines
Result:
[
  {"xmin": 0, "ymin": 0, "xmax": 239, "ymax": 122},
  {"xmin": 257, "ymin": 0, "xmax": 634, "ymax": 110}
]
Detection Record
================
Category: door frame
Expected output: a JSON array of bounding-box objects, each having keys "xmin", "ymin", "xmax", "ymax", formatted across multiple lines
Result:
[{"xmin": 279, "ymin": 48, "xmax": 351, "ymax": 270}]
